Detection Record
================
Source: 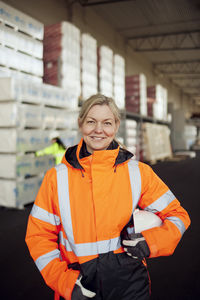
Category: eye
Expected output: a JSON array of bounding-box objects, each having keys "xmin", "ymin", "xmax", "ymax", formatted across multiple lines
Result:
[
  {"xmin": 87, "ymin": 120, "xmax": 95, "ymax": 124},
  {"xmin": 104, "ymin": 121, "xmax": 112, "ymax": 126}
]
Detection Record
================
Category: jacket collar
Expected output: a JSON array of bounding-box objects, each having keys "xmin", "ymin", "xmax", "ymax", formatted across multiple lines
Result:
[{"xmin": 62, "ymin": 138, "xmax": 133, "ymax": 170}]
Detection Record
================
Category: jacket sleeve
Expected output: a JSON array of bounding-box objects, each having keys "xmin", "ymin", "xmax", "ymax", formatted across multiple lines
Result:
[
  {"xmin": 138, "ymin": 162, "xmax": 191, "ymax": 258},
  {"xmin": 25, "ymin": 168, "xmax": 79, "ymax": 299},
  {"xmin": 35, "ymin": 143, "xmax": 56, "ymax": 157}
]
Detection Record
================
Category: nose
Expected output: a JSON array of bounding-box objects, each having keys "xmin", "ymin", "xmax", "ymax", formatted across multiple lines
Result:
[{"xmin": 94, "ymin": 122, "xmax": 103, "ymax": 133}]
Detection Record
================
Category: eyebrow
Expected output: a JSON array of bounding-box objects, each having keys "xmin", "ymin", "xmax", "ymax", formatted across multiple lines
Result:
[{"xmin": 86, "ymin": 117, "xmax": 114, "ymax": 121}]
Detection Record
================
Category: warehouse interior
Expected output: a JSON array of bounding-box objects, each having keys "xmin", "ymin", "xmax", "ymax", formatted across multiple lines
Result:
[{"xmin": 0, "ymin": 0, "xmax": 200, "ymax": 299}]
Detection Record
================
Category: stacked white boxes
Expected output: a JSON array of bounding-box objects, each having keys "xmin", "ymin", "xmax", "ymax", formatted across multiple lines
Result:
[
  {"xmin": 98, "ymin": 45, "xmax": 113, "ymax": 97},
  {"xmin": 125, "ymin": 119, "xmax": 138, "ymax": 158},
  {"xmin": 147, "ymin": 85, "xmax": 168, "ymax": 121},
  {"xmin": 163, "ymin": 88, "xmax": 168, "ymax": 121},
  {"xmin": 0, "ymin": 1, "xmax": 44, "ymax": 81},
  {"xmin": 0, "ymin": 77, "xmax": 79, "ymax": 208},
  {"xmin": 113, "ymin": 54, "xmax": 125, "ymax": 109},
  {"xmin": 43, "ymin": 21, "xmax": 81, "ymax": 105},
  {"xmin": 125, "ymin": 74, "xmax": 147, "ymax": 116},
  {"xmin": 141, "ymin": 122, "xmax": 172, "ymax": 162},
  {"xmin": 81, "ymin": 33, "xmax": 98, "ymax": 100},
  {"xmin": 0, "ymin": 65, "xmax": 42, "ymax": 83}
]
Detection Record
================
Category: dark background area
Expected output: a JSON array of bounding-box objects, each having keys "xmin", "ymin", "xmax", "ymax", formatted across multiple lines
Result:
[{"xmin": 0, "ymin": 152, "xmax": 199, "ymax": 300}]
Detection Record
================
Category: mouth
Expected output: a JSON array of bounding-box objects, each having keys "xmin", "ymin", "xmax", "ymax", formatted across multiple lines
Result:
[{"xmin": 90, "ymin": 136, "xmax": 105, "ymax": 140}]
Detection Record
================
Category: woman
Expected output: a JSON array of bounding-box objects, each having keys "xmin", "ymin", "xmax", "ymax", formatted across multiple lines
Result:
[{"xmin": 25, "ymin": 94, "xmax": 190, "ymax": 300}]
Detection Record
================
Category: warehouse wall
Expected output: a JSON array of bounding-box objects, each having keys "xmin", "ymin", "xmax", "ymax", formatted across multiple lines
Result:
[{"xmin": 3, "ymin": 0, "xmax": 199, "ymax": 114}]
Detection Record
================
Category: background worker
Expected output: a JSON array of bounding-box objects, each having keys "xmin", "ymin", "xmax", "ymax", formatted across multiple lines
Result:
[
  {"xmin": 26, "ymin": 94, "xmax": 191, "ymax": 300},
  {"xmin": 35, "ymin": 131, "xmax": 66, "ymax": 165}
]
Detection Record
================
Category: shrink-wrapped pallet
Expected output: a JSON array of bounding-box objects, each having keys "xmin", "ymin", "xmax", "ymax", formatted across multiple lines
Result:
[
  {"xmin": 0, "ymin": 154, "xmax": 54, "ymax": 179},
  {"xmin": 113, "ymin": 54, "xmax": 125, "ymax": 109},
  {"xmin": 0, "ymin": 1, "xmax": 44, "ymax": 81},
  {"xmin": 98, "ymin": 45, "xmax": 113, "ymax": 97},
  {"xmin": 147, "ymin": 85, "xmax": 168, "ymax": 121},
  {"xmin": 41, "ymin": 107, "xmax": 56, "ymax": 129},
  {"xmin": 0, "ymin": 1, "xmax": 44, "ymax": 40},
  {"xmin": 0, "ymin": 176, "xmax": 42, "ymax": 208},
  {"xmin": 0, "ymin": 129, "xmax": 50, "ymax": 153},
  {"xmin": 0, "ymin": 77, "xmax": 78, "ymax": 109},
  {"xmin": 0, "ymin": 103, "xmax": 42, "ymax": 128},
  {"xmin": 43, "ymin": 21, "xmax": 81, "ymax": 100},
  {"xmin": 125, "ymin": 119, "xmax": 138, "ymax": 157},
  {"xmin": 41, "ymin": 107, "xmax": 79, "ymax": 130},
  {"xmin": 0, "ymin": 45, "xmax": 43, "ymax": 77},
  {"xmin": 142, "ymin": 123, "xmax": 172, "ymax": 162},
  {"xmin": 125, "ymin": 74, "xmax": 147, "ymax": 116},
  {"xmin": 55, "ymin": 110, "xmax": 79, "ymax": 130},
  {"xmin": 81, "ymin": 33, "xmax": 98, "ymax": 100},
  {"xmin": 0, "ymin": 23, "xmax": 43, "ymax": 59}
]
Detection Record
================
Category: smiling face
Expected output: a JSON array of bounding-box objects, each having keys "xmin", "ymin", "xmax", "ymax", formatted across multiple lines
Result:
[{"xmin": 79, "ymin": 104, "xmax": 120, "ymax": 153}]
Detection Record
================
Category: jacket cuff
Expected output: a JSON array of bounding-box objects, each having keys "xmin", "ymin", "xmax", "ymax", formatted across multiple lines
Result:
[
  {"xmin": 141, "ymin": 230, "xmax": 158, "ymax": 258},
  {"xmin": 64, "ymin": 270, "xmax": 80, "ymax": 300}
]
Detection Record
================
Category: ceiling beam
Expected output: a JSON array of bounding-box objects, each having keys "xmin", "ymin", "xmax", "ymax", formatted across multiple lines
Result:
[
  {"xmin": 154, "ymin": 59, "xmax": 200, "ymax": 65},
  {"xmin": 172, "ymin": 78, "xmax": 200, "ymax": 87},
  {"xmin": 117, "ymin": 20, "xmax": 200, "ymax": 33},
  {"xmin": 154, "ymin": 60, "xmax": 200, "ymax": 74},
  {"xmin": 156, "ymin": 71, "xmax": 200, "ymax": 75},
  {"xmin": 128, "ymin": 30, "xmax": 200, "ymax": 51},
  {"xmin": 127, "ymin": 29, "xmax": 200, "ymax": 40},
  {"xmin": 170, "ymin": 76, "xmax": 200, "ymax": 80}
]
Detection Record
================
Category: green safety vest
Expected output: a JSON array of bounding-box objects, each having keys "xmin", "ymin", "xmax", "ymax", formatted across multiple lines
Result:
[{"xmin": 36, "ymin": 143, "xmax": 66, "ymax": 165}]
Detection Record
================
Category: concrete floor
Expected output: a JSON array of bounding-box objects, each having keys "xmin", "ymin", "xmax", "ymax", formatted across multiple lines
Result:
[{"xmin": 0, "ymin": 153, "xmax": 199, "ymax": 300}]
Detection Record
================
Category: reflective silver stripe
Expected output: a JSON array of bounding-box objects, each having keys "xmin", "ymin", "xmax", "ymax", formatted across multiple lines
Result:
[
  {"xmin": 55, "ymin": 164, "xmax": 75, "ymax": 246},
  {"xmin": 145, "ymin": 190, "xmax": 176, "ymax": 213},
  {"xmin": 166, "ymin": 216, "xmax": 186, "ymax": 236},
  {"xmin": 35, "ymin": 249, "xmax": 60, "ymax": 272},
  {"xmin": 59, "ymin": 231, "xmax": 73, "ymax": 252},
  {"xmin": 59, "ymin": 231, "xmax": 121, "ymax": 256},
  {"xmin": 75, "ymin": 237, "xmax": 121, "ymax": 256},
  {"xmin": 127, "ymin": 160, "xmax": 141, "ymax": 213},
  {"xmin": 31, "ymin": 204, "xmax": 60, "ymax": 226}
]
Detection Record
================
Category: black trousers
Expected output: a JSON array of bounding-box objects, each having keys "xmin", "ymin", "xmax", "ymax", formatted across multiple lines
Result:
[{"xmin": 69, "ymin": 252, "xmax": 150, "ymax": 300}]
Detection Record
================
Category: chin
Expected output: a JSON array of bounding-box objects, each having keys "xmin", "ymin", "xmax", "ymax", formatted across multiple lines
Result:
[{"xmin": 91, "ymin": 144, "xmax": 108, "ymax": 151}]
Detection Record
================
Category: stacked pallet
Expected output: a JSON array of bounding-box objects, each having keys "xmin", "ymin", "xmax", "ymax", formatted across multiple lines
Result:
[
  {"xmin": 43, "ymin": 21, "xmax": 81, "ymax": 104},
  {"xmin": 147, "ymin": 84, "xmax": 168, "ymax": 121},
  {"xmin": 98, "ymin": 45, "xmax": 113, "ymax": 97},
  {"xmin": 0, "ymin": 1, "xmax": 43, "ymax": 81},
  {"xmin": 125, "ymin": 74, "xmax": 147, "ymax": 116},
  {"xmin": 0, "ymin": 77, "xmax": 79, "ymax": 208},
  {"xmin": 147, "ymin": 97, "xmax": 155, "ymax": 117},
  {"xmin": 141, "ymin": 122, "xmax": 172, "ymax": 163},
  {"xmin": 113, "ymin": 54, "xmax": 125, "ymax": 109},
  {"xmin": 81, "ymin": 33, "xmax": 98, "ymax": 101},
  {"xmin": 124, "ymin": 119, "xmax": 139, "ymax": 158}
]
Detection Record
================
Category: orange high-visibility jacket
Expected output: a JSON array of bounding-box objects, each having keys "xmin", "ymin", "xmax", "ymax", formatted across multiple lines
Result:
[{"xmin": 25, "ymin": 139, "xmax": 191, "ymax": 299}]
